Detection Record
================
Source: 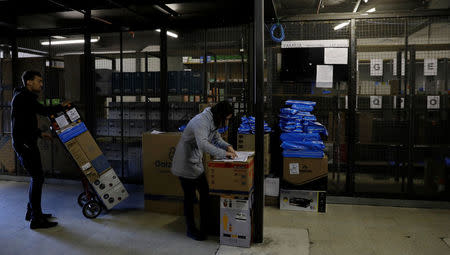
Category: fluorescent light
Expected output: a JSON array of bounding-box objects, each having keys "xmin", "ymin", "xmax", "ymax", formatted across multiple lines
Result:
[
  {"xmin": 334, "ymin": 22, "xmax": 350, "ymax": 30},
  {"xmin": 155, "ymin": 29, "xmax": 178, "ymax": 38},
  {"xmin": 363, "ymin": 0, "xmax": 368, "ymax": 3},
  {"xmin": 366, "ymin": 8, "xmax": 376, "ymax": 13},
  {"xmin": 52, "ymin": 36, "xmax": 66, "ymax": 39},
  {"xmin": 41, "ymin": 36, "xmax": 100, "ymax": 45}
]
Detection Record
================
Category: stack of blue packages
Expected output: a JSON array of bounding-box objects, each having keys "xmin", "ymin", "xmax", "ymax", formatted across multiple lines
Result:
[
  {"xmin": 279, "ymin": 100, "xmax": 328, "ymax": 158},
  {"xmin": 238, "ymin": 116, "xmax": 272, "ymax": 134}
]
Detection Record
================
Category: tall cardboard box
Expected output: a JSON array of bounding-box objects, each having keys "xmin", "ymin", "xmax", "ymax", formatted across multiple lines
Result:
[
  {"xmin": 142, "ymin": 132, "xmax": 184, "ymax": 214},
  {"xmin": 220, "ymin": 195, "xmax": 252, "ymax": 248},
  {"xmin": 283, "ymin": 156, "xmax": 328, "ymax": 186},
  {"xmin": 207, "ymin": 156, "xmax": 254, "ymax": 195},
  {"xmin": 237, "ymin": 134, "xmax": 270, "ymax": 174}
]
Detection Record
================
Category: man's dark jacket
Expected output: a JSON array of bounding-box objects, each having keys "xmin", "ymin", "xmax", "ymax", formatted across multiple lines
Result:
[{"xmin": 11, "ymin": 87, "xmax": 63, "ymax": 150}]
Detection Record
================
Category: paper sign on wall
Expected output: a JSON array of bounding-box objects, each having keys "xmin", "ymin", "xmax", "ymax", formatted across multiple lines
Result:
[
  {"xmin": 427, "ymin": 96, "xmax": 440, "ymax": 109},
  {"xmin": 316, "ymin": 65, "xmax": 333, "ymax": 88},
  {"xmin": 393, "ymin": 96, "xmax": 405, "ymax": 109},
  {"xmin": 393, "ymin": 58, "xmax": 405, "ymax": 76},
  {"xmin": 370, "ymin": 96, "xmax": 382, "ymax": 109},
  {"xmin": 324, "ymin": 48, "xmax": 348, "ymax": 64},
  {"xmin": 424, "ymin": 58, "xmax": 438, "ymax": 76},
  {"xmin": 370, "ymin": 59, "xmax": 383, "ymax": 76}
]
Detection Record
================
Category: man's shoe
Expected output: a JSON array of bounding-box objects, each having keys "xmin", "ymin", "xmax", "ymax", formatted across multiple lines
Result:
[
  {"xmin": 187, "ymin": 228, "xmax": 206, "ymax": 241},
  {"xmin": 30, "ymin": 218, "xmax": 58, "ymax": 230},
  {"xmin": 25, "ymin": 210, "xmax": 52, "ymax": 221}
]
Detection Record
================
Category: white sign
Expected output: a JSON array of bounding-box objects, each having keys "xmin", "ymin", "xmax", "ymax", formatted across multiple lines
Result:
[
  {"xmin": 370, "ymin": 59, "xmax": 383, "ymax": 76},
  {"xmin": 393, "ymin": 58, "xmax": 405, "ymax": 76},
  {"xmin": 316, "ymin": 65, "xmax": 333, "ymax": 88},
  {"xmin": 66, "ymin": 108, "xmax": 80, "ymax": 122},
  {"xmin": 324, "ymin": 48, "xmax": 348, "ymax": 64},
  {"xmin": 281, "ymin": 39, "xmax": 349, "ymax": 48},
  {"xmin": 264, "ymin": 178, "xmax": 280, "ymax": 197},
  {"xmin": 289, "ymin": 163, "xmax": 299, "ymax": 175},
  {"xmin": 427, "ymin": 96, "xmax": 440, "ymax": 109},
  {"xmin": 370, "ymin": 96, "xmax": 382, "ymax": 109},
  {"xmin": 345, "ymin": 95, "xmax": 358, "ymax": 109},
  {"xmin": 424, "ymin": 58, "xmax": 438, "ymax": 76},
  {"xmin": 393, "ymin": 96, "xmax": 405, "ymax": 109},
  {"xmin": 55, "ymin": 115, "xmax": 69, "ymax": 128}
]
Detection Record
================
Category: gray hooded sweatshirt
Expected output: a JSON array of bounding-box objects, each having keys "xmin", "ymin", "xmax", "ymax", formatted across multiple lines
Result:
[{"xmin": 171, "ymin": 107, "xmax": 230, "ymax": 179}]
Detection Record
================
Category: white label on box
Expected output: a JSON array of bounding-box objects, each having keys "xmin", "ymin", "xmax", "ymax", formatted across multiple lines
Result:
[
  {"xmin": 427, "ymin": 96, "xmax": 440, "ymax": 109},
  {"xmin": 81, "ymin": 163, "xmax": 91, "ymax": 171},
  {"xmin": 55, "ymin": 115, "xmax": 69, "ymax": 128},
  {"xmin": 370, "ymin": 59, "xmax": 383, "ymax": 76},
  {"xmin": 66, "ymin": 108, "xmax": 81, "ymax": 122},
  {"xmin": 424, "ymin": 58, "xmax": 438, "ymax": 76},
  {"xmin": 370, "ymin": 96, "xmax": 382, "ymax": 109},
  {"xmin": 289, "ymin": 163, "xmax": 299, "ymax": 175}
]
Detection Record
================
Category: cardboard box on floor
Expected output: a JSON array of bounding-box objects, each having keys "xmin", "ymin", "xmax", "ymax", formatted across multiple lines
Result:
[
  {"xmin": 220, "ymin": 194, "xmax": 252, "ymax": 248},
  {"xmin": 142, "ymin": 132, "xmax": 185, "ymax": 214},
  {"xmin": 357, "ymin": 113, "xmax": 373, "ymax": 144},
  {"xmin": 283, "ymin": 156, "xmax": 328, "ymax": 186},
  {"xmin": 206, "ymin": 156, "xmax": 254, "ymax": 196},
  {"xmin": 280, "ymin": 189, "xmax": 326, "ymax": 213}
]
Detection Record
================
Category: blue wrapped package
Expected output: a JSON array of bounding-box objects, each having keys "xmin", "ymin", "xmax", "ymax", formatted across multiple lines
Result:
[
  {"xmin": 218, "ymin": 126, "xmax": 228, "ymax": 134},
  {"xmin": 291, "ymin": 104, "xmax": 314, "ymax": 112},
  {"xmin": 178, "ymin": 125, "xmax": 186, "ymax": 132},
  {"xmin": 281, "ymin": 140, "xmax": 325, "ymax": 151},
  {"xmin": 285, "ymin": 100, "xmax": 316, "ymax": 106},
  {"xmin": 282, "ymin": 150, "xmax": 324, "ymax": 158},
  {"xmin": 280, "ymin": 108, "xmax": 298, "ymax": 115},
  {"xmin": 280, "ymin": 132, "xmax": 321, "ymax": 142}
]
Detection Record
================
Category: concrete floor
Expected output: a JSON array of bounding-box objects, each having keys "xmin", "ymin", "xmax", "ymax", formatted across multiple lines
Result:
[{"xmin": 0, "ymin": 179, "xmax": 449, "ymax": 255}]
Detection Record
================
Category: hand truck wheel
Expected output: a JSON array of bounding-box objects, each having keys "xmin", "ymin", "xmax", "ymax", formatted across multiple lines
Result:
[
  {"xmin": 82, "ymin": 200, "xmax": 102, "ymax": 219},
  {"xmin": 77, "ymin": 192, "xmax": 91, "ymax": 207}
]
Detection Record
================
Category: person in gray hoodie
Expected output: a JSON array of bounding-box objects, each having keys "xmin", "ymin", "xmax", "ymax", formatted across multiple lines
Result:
[{"xmin": 171, "ymin": 101, "xmax": 237, "ymax": 241}]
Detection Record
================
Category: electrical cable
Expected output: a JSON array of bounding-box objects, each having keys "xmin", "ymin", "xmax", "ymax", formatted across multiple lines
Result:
[{"xmin": 270, "ymin": 22, "xmax": 285, "ymax": 43}]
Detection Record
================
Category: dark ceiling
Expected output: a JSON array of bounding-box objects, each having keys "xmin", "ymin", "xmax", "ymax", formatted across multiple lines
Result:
[{"xmin": 0, "ymin": 0, "xmax": 448, "ymax": 34}]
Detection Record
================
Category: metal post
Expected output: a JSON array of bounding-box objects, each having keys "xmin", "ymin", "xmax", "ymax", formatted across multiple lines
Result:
[
  {"xmin": 444, "ymin": 58, "xmax": 448, "ymax": 92},
  {"xmin": 84, "ymin": 9, "xmax": 95, "ymax": 132},
  {"xmin": 160, "ymin": 27, "xmax": 168, "ymax": 131},
  {"xmin": 203, "ymin": 28, "xmax": 208, "ymax": 102},
  {"xmin": 346, "ymin": 19, "xmax": 357, "ymax": 194},
  {"xmin": 145, "ymin": 53, "xmax": 149, "ymax": 131},
  {"xmin": 253, "ymin": 0, "xmax": 264, "ymax": 244},
  {"xmin": 120, "ymin": 30, "xmax": 124, "ymax": 178},
  {"xmin": 403, "ymin": 19, "xmax": 410, "ymax": 195},
  {"xmin": 407, "ymin": 46, "xmax": 416, "ymax": 194},
  {"xmin": 248, "ymin": 24, "xmax": 254, "ymax": 115}
]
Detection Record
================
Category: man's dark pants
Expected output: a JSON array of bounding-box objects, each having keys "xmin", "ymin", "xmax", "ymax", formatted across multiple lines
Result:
[
  {"xmin": 14, "ymin": 143, "xmax": 44, "ymax": 220},
  {"xmin": 179, "ymin": 173, "xmax": 209, "ymax": 232}
]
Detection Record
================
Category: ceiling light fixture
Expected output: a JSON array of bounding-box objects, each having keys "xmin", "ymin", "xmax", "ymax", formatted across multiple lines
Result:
[
  {"xmin": 51, "ymin": 36, "xmax": 67, "ymax": 39},
  {"xmin": 155, "ymin": 29, "xmax": 178, "ymax": 38},
  {"xmin": 363, "ymin": 0, "xmax": 368, "ymax": 3},
  {"xmin": 40, "ymin": 36, "xmax": 100, "ymax": 45},
  {"xmin": 334, "ymin": 21, "xmax": 350, "ymax": 30},
  {"xmin": 366, "ymin": 7, "xmax": 376, "ymax": 13}
]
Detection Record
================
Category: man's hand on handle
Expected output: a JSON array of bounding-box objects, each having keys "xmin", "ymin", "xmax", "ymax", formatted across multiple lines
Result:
[{"xmin": 41, "ymin": 133, "xmax": 53, "ymax": 140}]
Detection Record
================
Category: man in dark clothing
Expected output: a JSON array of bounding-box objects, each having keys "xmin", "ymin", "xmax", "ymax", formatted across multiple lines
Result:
[{"xmin": 11, "ymin": 70, "xmax": 69, "ymax": 229}]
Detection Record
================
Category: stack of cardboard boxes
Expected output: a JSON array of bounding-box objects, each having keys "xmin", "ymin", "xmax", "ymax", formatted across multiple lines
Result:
[
  {"xmin": 206, "ymin": 155, "xmax": 255, "ymax": 248},
  {"xmin": 52, "ymin": 106, "xmax": 128, "ymax": 210}
]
